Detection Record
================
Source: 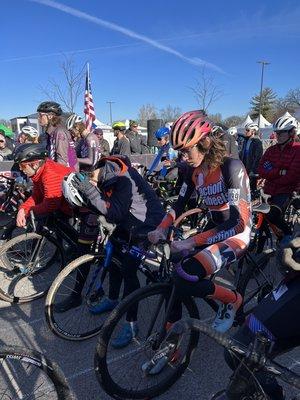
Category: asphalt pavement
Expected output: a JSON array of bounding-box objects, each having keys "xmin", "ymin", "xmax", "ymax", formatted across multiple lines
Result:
[{"xmin": 0, "ymin": 265, "xmax": 298, "ymax": 399}]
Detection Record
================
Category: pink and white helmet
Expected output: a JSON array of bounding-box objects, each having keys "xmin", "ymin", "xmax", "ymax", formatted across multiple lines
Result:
[{"xmin": 170, "ymin": 110, "xmax": 212, "ymax": 150}]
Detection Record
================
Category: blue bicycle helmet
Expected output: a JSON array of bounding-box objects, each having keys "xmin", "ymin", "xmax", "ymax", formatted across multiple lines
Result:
[{"xmin": 155, "ymin": 127, "xmax": 170, "ymax": 140}]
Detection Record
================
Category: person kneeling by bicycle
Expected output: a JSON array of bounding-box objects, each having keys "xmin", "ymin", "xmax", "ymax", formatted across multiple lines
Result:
[
  {"xmin": 223, "ymin": 236, "xmax": 300, "ymax": 400},
  {"xmin": 63, "ymin": 155, "xmax": 165, "ymax": 348},
  {"xmin": 148, "ymin": 110, "xmax": 252, "ymax": 348}
]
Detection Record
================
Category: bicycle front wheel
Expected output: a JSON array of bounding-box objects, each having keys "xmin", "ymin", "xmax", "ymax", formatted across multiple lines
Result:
[
  {"xmin": 46, "ymin": 254, "xmax": 120, "ymax": 341},
  {"xmin": 0, "ymin": 233, "xmax": 64, "ymax": 303},
  {"xmin": 95, "ymin": 282, "xmax": 200, "ymax": 399},
  {"xmin": 0, "ymin": 345, "xmax": 73, "ymax": 399}
]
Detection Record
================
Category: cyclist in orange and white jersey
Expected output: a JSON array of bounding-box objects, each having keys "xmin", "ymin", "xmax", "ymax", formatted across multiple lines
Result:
[{"xmin": 148, "ymin": 110, "xmax": 252, "ymax": 336}]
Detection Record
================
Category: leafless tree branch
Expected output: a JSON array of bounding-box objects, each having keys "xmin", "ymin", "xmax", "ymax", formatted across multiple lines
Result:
[
  {"xmin": 189, "ymin": 68, "xmax": 223, "ymax": 113},
  {"xmin": 39, "ymin": 55, "xmax": 85, "ymax": 113}
]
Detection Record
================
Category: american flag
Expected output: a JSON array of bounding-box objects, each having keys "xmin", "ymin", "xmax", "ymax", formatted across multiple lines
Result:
[{"xmin": 84, "ymin": 63, "xmax": 96, "ymax": 131}]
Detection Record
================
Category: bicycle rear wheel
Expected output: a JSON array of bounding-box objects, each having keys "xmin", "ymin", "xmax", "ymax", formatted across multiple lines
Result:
[
  {"xmin": 95, "ymin": 282, "xmax": 200, "ymax": 399},
  {"xmin": 236, "ymin": 250, "xmax": 283, "ymax": 317},
  {"xmin": 0, "ymin": 345, "xmax": 73, "ymax": 399},
  {"xmin": 0, "ymin": 233, "xmax": 64, "ymax": 303},
  {"xmin": 46, "ymin": 254, "xmax": 119, "ymax": 341}
]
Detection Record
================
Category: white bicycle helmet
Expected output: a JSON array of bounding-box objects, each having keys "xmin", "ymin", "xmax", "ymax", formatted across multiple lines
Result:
[
  {"xmin": 228, "ymin": 127, "xmax": 237, "ymax": 136},
  {"xmin": 273, "ymin": 115, "xmax": 298, "ymax": 132},
  {"xmin": 245, "ymin": 122, "xmax": 259, "ymax": 132},
  {"xmin": 62, "ymin": 173, "xmax": 86, "ymax": 207},
  {"xmin": 21, "ymin": 125, "xmax": 39, "ymax": 138},
  {"xmin": 66, "ymin": 114, "xmax": 83, "ymax": 131},
  {"xmin": 211, "ymin": 125, "xmax": 224, "ymax": 136}
]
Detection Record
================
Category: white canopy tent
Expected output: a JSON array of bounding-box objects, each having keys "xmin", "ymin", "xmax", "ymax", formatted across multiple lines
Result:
[
  {"xmin": 252, "ymin": 114, "xmax": 272, "ymax": 128},
  {"xmin": 283, "ymin": 111, "xmax": 293, "ymax": 119}
]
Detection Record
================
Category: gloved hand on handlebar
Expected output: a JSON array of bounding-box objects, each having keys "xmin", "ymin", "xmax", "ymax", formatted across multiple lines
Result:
[
  {"xmin": 171, "ymin": 237, "xmax": 195, "ymax": 254},
  {"xmin": 147, "ymin": 227, "xmax": 167, "ymax": 244}
]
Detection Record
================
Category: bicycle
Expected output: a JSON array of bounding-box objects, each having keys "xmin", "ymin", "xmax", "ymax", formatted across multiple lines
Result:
[
  {"xmin": 231, "ymin": 193, "xmax": 287, "ymax": 319},
  {"xmin": 0, "ymin": 174, "xmax": 30, "ymax": 242},
  {"xmin": 0, "ymin": 344, "xmax": 73, "ymax": 399},
  {"xmin": 94, "ymin": 232, "xmax": 278, "ymax": 399},
  {"xmin": 45, "ymin": 218, "xmax": 175, "ymax": 341},
  {"xmin": 0, "ymin": 210, "xmax": 84, "ymax": 303},
  {"xmin": 164, "ymin": 319, "xmax": 300, "ymax": 400}
]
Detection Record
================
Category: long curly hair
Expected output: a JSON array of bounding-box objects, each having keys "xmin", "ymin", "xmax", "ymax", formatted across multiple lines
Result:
[
  {"xmin": 48, "ymin": 115, "xmax": 62, "ymax": 128},
  {"xmin": 197, "ymin": 135, "xmax": 226, "ymax": 170}
]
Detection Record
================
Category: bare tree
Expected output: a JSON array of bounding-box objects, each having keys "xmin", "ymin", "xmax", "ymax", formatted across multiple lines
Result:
[
  {"xmin": 285, "ymin": 88, "xmax": 300, "ymax": 108},
  {"xmin": 0, "ymin": 119, "xmax": 11, "ymax": 128},
  {"xmin": 223, "ymin": 115, "xmax": 245, "ymax": 127},
  {"xmin": 190, "ymin": 68, "xmax": 223, "ymax": 113},
  {"xmin": 159, "ymin": 105, "xmax": 182, "ymax": 122},
  {"xmin": 208, "ymin": 113, "xmax": 223, "ymax": 124},
  {"xmin": 39, "ymin": 56, "xmax": 86, "ymax": 113},
  {"xmin": 137, "ymin": 104, "xmax": 158, "ymax": 126}
]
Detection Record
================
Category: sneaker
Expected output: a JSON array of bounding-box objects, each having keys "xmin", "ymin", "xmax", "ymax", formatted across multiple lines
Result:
[
  {"xmin": 141, "ymin": 348, "xmax": 181, "ymax": 375},
  {"xmin": 89, "ymin": 297, "xmax": 118, "ymax": 315},
  {"xmin": 111, "ymin": 322, "xmax": 138, "ymax": 349},
  {"xmin": 54, "ymin": 294, "xmax": 82, "ymax": 313},
  {"xmin": 212, "ymin": 303, "xmax": 237, "ymax": 333}
]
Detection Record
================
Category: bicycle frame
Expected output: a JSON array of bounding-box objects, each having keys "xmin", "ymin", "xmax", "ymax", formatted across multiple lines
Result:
[{"xmin": 166, "ymin": 319, "xmax": 300, "ymax": 398}]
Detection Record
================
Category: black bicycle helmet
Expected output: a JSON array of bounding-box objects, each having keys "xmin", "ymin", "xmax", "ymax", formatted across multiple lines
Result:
[
  {"xmin": 14, "ymin": 144, "xmax": 48, "ymax": 163},
  {"xmin": 37, "ymin": 101, "xmax": 62, "ymax": 116}
]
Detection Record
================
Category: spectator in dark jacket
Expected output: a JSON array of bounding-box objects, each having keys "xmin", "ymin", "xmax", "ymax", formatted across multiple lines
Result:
[
  {"xmin": 111, "ymin": 122, "xmax": 131, "ymax": 157},
  {"xmin": 126, "ymin": 120, "xmax": 149, "ymax": 154},
  {"xmin": 239, "ymin": 122, "xmax": 263, "ymax": 191},
  {"xmin": 94, "ymin": 128, "xmax": 110, "ymax": 157}
]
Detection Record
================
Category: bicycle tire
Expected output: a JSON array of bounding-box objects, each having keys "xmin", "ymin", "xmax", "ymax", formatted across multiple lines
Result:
[
  {"xmin": 95, "ymin": 282, "xmax": 200, "ymax": 399},
  {"xmin": 46, "ymin": 253, "xmax": 120, "ymax": 341},
  {"xmin": 0, "ymin": 232, "xmax": 64, "ymax": 303},
  {"xmin": 0, "ymin": 345, "xmax": 73, "ymax": 399},
  {"xmin": 236, "ymin": 250, "xmax": 281, "ymax": 317}
]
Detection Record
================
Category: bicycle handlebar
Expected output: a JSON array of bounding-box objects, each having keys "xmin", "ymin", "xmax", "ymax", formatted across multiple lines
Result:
[
  {"xmin": 0, "ymin": 174, "xmax": 15, "ymax": 182},
  {"xmin": 167, "ymin": 318, "xmax": 300, "ymax": 390}
]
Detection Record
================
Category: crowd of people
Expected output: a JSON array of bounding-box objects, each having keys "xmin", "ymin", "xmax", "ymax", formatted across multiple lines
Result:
[{"xmin": 1, "ymin": 101, "xmax": 299, "ymax": 399}]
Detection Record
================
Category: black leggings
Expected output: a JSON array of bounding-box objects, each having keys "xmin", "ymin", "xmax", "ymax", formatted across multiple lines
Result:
[
  {"xmin": 73, "ymin": 243, "xmax": 141, "ymax": 321},
  {"xmin": 224, "ymin": 274, "xmax": 300, "ymax": 399},
  {"xmin": 168, "ymin": 257, "xmax": 215, "ymax": 323},
  {"xmin": 108, "ymin": 248, "xmax": 141, "ymax": 322}
]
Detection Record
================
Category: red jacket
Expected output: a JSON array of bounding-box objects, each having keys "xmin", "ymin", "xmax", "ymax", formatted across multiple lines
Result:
[
  {"xmin": 20, "ymin": 159, "xmax": 73, "ymax": 217},
  {"xmin": 258, "ymin": 140, "xmax": 300, "ymax": 196}
]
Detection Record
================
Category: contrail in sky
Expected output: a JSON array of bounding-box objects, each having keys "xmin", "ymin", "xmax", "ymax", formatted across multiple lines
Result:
[
  {"xmin": 29, "ymin": 0, "xmax": 224, "ymax": 73},
  {"xmin": 0, "ymin": 43, "xmax": 140, "ymax": 62}
]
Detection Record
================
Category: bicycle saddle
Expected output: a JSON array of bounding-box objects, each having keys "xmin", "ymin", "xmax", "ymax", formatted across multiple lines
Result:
[{"xmin": 252, "ymin": 203, "xmax": 270, "ymax": 214}]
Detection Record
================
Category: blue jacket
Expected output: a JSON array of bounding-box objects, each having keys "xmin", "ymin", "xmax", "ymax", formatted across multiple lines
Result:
[{"xmin": 147, "ymin": 143, "xmax": 177, "ymax": 176}]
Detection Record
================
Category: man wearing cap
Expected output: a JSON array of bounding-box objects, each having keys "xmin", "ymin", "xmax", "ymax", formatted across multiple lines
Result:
[
  {"xmin": 111, "ymin": 122, "xmax": 131, "ymax": 156},
  {"xmin": 93, "ymin": 128, "xmax": 110, "ymax": 157},
  {"xmin": 126, "ymin": 120, "xmax": 149, "ymax": 154}
]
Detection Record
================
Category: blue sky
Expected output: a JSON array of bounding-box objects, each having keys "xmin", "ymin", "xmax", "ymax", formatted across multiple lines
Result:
[{"xmin": 1, "ymin": 0, "xmax": 300, "ymax": 123}]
